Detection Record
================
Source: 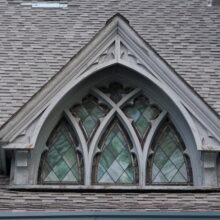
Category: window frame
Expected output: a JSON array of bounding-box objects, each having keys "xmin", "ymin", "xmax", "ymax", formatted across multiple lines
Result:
[{"xmin": 37, "ymin": 78, "xmax": 195, "ymax": 187}]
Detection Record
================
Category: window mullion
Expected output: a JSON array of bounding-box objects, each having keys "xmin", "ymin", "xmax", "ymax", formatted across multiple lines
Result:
[
  {"xmin": 143, "ymin": 110, "xmax": 167, "ymax": 184},
  {"xmin": 64, "ymin": 110, "xmax": 89, "ymax": 185},
  {"xmin": 88, "ymin": 108, "xmax": 115, "ymax": 185},
  {"xmin": 115, "ymin": 108, "xmax": 143, "ymax": 187}
]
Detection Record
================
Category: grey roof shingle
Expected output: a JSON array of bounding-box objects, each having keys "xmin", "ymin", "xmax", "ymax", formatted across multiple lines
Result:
[
  {"xmin": 0, "ymin": 0, "xmax": 219, "ymax": 127},
  {"xmin": 1, "ymin": 188, "xmax": 220, "ymax": 211},
  {"xmin": 1, "ymin": 175, "xmax": 220, "ymax": 211}
]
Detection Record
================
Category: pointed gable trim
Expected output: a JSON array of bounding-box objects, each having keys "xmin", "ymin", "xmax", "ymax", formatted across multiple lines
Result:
[{"xmin": 0, "ymin": 14, "xmax": 219, "ymax": 151}]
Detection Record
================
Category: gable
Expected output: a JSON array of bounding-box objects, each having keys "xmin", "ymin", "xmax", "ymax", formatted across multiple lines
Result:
[{"xmin": 0, "ymin": 14, "xmax": 219, "ymax": 153}]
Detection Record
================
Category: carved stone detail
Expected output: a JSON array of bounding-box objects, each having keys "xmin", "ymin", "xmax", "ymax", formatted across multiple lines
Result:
[
  {"xmin": 91, "ymin": 42, "xmax": 115, "ymax": 67},
  {"xmin": 189, "ymin": 112, "xmax": 220, "ymax": 151},
  {"xmin": 120, "ymin": 42, "xmax": 150, "ymax": 73}
]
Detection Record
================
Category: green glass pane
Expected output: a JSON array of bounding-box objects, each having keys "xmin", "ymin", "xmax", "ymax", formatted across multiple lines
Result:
[
  {"xmin": 153, "ymin": 172, "xmax": 169, "ymax": 183},
  {"xmin": 98, "ymin": 164, "xmax": 106, "ymax": 180},
  {"xmin": 170, "ymin": 148, "xmax": 184, "ymax": 169},
  {"xmin": 151, "ymin": 124, "xmax": 188, "ymax": 183},
  {"xmin": 91, "ymin": 106, "xmax": 104, "ymax": 118},
  {"xmin": 124, "ymin": 96, "xmax": 160, "ymax": 140},
  {"xmin": 104, "ymin": 131, "xmax": 115, "ymax": 146},
  {"xmin": 143, "ymin": 107, "xmax": 157, "ymax": 120},
  {"xmin": 125, "ymin": 166, "xmax": 133, "ymax": 180},
  {"xmin": 53, "ymin": 159, "xmax": 69, "ymax": 180},
  {"xmin": 44, "ymin": 170, "xmax": 59, "ymax": 182},
  {"xmin": 99, "ymin": 172, "xmax": 114, "ymax": 183},
  {"xmin": 96, "ymin": 121, "xmax": 135, "ymax": 184},
  {"xmin": 83, "ymin": 116, "xmax": 96, "ymax": 135},
  {"xmin": 116, "ymin": 130, "xmax": 127, "ymax": 146},
  {"xmin": 179, "ymin": 163, "xmax": 188, "ymax": 179},
  {"xmin": 159, "ymin": 134, "xmax": 177, "ymax": 157},
  {"xmin": 171, "ymin": 172, "xmax": 186, "ymax": 182},
  {"xmin": 63, "ymin": 148, "xmax": 76, "ymax": 168},
  {"xmin": 117, "ymin": 172, "xmax": 132, "ymax": 184},
  {"xmin": 107, "ymin": 160, "xmax": 124, "ymax": 182},
  {"xmin": 100, "ymin": 148, "xmax": 115, "ymax": 169},
  {"xmin": 154, "ymin": 147, "xmax": 168, "ymax": 169},
  {"xmin": 75, "ymin": 107, "xmax": 88, "ymax": 121},
  {"xmin": 135, "ymin": 117, "xmax": 149, "ymax": 136},
  {"xmin": 71, "ymin": 164, "xmax": 80, "ymax": 180},
  {"xmin": 43, "ymin": 162, "xmax": 51, "ymax": 178},
  {"xmin": 63, "ymin": 170, "xmax": 77, "ymax": 182},
  {"xmin": 55, "ymin": 136, "xmax": 70, "ymax": 155},
  {"xmin": 117, "ymin": 150, "xmax": 130, "ymax": 170},
  {"xmin": 126, "ymin": 108, "xmax": 140, "ymax": 122},
  {"xmin": 71, "ymin": 96, "xmax": 107, "ymax": 140},
  {"xmin": 47, "ymin": 147, "xmax": 61, "ymax": 167},
  {"xmin": 161, "ymin": 160, "xmax": 178, "ymax": 181},
  {"xmin": 152, "ymin": 163, "xmax": 159, "ymax": 179},
  {"xmin": 111, "ymin": 135, "xmax": 125, "ymax": 156}
]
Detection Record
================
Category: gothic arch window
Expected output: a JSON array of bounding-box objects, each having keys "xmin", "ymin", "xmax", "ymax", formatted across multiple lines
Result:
[
  {"xmin": 92, "ymin": 119, "xmax": 138, "ymax": 185},
  {"xmin": 38, "ymin": 118, "xmax": 83, "ymax": 184},
  {"xmin": 38, "ymin": 82, "xmax": 193, "ymax": 187},
  {"xmin": 146, "ymin": 120, "xmax": 193, "ymax": 185}
]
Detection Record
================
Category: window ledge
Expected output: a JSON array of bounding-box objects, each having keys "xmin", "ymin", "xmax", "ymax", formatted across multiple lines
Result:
[{"xmin": 8, "ymin": 185, "xmax": 220, "ymax": 192}]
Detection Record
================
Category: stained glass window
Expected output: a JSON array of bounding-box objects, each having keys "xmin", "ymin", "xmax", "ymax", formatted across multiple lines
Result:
[
  {"xmin": 123, "ymin": 96, "xmax": 160, "ymax": 144},
  {"xmin": 39, "ymin": 118, "xmax": 83, "ymax": 184},
  {"xmin": 94, "ymin": 120, "xmax": 138, "ymax": 184},
  {"xmin": 147, "ymin": 121, "xmax": 191, "ymax": 184},
  {"xmin": 70, "ymin": 95, "xmax": 108, "ymax": 141},
  {"xmin": 39, "ymin": 82, "xmax": 193, "ymax": 187}
]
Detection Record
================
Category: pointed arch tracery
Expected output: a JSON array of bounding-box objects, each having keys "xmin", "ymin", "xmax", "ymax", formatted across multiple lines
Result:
[{"xmin": 38, "ymin": 81, "xmax": 193, "ymax": 186}]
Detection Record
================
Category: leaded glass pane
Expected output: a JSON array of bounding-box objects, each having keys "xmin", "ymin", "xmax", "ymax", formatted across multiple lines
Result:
[
  {"xmin": 123, "ymin": 96, "xmax": 160, "ymax": 142},
  {"xmin": 70, "ymin": 95, "xmax": 108, "ymax": 141},
  {"xmin": 150, "ymin": 123, "xmax": 189, "ymax": 184},
  {"xmin": 40, "ymin": 119, "xmax": 82, "ymax": 184},
  {"xmin": 95, "ymin": 120, "xmax": 137, "ymax": 184}
]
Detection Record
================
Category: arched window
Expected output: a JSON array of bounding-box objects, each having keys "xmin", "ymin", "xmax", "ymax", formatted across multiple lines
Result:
[
  {"xmin": 38, "ymin": 118, "xmax": 83, "ymax": 184},
  {"xmin": 146, "ymin": 120, "xmax": 192, "ymax": 185},
  {"xmin": 38, "ymin": 82, "xmax": 193, "ymax": 186},
  {"xmin": 92, "ymin": 119, "xmax": 138, "ymax": 184}
]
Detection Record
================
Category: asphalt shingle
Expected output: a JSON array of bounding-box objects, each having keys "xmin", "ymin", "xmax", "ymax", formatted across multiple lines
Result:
[{"xmin": 0, "ymin": 0, "xmax": 219, "ymax": 127}]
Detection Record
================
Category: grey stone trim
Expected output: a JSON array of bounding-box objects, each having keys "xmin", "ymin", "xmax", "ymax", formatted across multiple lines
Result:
[{"xmin": 202, "ymin": 152, "xmax": 218, "ymax": 186}]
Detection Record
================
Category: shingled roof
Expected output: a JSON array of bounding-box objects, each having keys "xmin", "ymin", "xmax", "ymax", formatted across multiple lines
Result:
[
  {"xmin": 1, "ymin": 188, "xmax": 220, "ymax": 211},
  {"xmin": 0, "ymin": 1, "xmax": 220, "ymax": 212},
  {"xmin": 0, "ymin": 0, "xmax": 219, "ymax": 128}
]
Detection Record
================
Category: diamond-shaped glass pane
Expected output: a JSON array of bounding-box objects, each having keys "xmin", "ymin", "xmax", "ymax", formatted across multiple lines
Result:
[
  {"xmin": 96, "ymin": 120, "xmax": 137, "ymax": 184},
  {"xmin": 41, "ymin": 119, "xmax": 82, "ymax": 184},
  {"xmin": 71, "ymin": 96, "xmax": 108, "ymax": 141},
  {"xmin": 151, "ymin": 123, "xmax": 188, "ymax": 184},
  {"xmin": 123, "ymin": 96, "xmax": 160, "ymax": 140}
]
